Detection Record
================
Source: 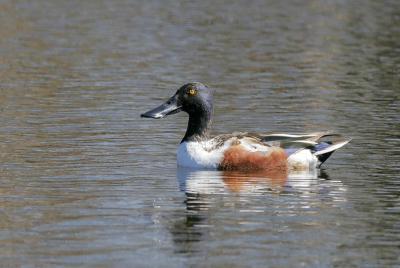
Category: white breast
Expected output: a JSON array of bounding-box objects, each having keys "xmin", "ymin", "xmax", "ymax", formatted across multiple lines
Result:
[{"xmin": 177, "ymin": 141, "xmax": 231, "ymax": 169}]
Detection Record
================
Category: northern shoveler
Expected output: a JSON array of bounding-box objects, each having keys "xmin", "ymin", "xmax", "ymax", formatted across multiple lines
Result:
[{"xmin": 141, "ymin": 82, "xmax": 350, "ymax": 171}]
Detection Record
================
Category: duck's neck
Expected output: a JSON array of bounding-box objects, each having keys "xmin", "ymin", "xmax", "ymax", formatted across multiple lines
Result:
[{"xmin": 181, "ymin": 110, "xmax": 212, "ymax": 143}]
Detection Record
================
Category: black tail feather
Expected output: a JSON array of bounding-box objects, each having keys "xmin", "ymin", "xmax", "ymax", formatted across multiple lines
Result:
[{"xmin": 316, "ymin": 151, "xmax": 334, "ymax": 167}]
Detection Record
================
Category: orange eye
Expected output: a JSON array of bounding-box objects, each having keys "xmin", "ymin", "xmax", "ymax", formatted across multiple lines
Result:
[{"xmin": 188, "ymin": 88, "xmax": 197, "ymax": 96}]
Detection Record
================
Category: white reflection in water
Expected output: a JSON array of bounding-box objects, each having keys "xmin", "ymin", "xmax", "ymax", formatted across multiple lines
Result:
[{"xmin": 177, "ymin": 167, "xmax": 347, "ymax": 201}]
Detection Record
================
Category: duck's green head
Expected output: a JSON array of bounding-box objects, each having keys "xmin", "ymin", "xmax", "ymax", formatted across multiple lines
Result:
[{"xmin": 141, "ymin": 82, "xmax": 214, "ymax": 119}]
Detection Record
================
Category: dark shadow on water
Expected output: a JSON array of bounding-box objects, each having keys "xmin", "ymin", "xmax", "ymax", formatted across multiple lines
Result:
[{"xmin": 318, "ymin": 169, "xmax": 330, "ymax": 180}]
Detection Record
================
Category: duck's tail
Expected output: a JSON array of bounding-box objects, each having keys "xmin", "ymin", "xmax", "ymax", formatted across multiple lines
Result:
[
  {"xmin": 311, "ymin": 136, "xmax": 351, "ymax": 166},
  {"xmin": 262, "ymin": 132, "xmax": 351, "ymax": 168}
]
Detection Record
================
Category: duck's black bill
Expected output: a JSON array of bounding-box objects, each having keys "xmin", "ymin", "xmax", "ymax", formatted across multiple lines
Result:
[{"xmin": 141, "ymin": 95, "xmax": 182, "ymax": 119}]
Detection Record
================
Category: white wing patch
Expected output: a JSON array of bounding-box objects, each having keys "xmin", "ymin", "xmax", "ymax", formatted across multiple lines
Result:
[{"xmin": 239, "ymin": 137, "xmax": 270, "ymax": 153}]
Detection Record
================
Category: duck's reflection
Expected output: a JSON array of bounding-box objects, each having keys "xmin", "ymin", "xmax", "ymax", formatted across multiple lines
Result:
[
  {"xmin": 170, "ymin": 167, "xmax": 346, "ymax": 254},
  {"xmin": 177, "ymin": 167, "xmax": 322, "ymax": 195}
]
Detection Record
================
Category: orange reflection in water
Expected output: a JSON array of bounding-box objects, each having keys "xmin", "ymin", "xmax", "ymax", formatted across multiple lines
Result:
[{"xmin": 222, "ymin": 168, "xmax": 288, "ymax": 193}]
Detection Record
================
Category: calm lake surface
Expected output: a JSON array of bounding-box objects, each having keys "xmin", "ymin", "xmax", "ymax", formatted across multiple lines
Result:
[{"xmin": 0, "ymin": 0, "xmax": 399, "ymax": 267}]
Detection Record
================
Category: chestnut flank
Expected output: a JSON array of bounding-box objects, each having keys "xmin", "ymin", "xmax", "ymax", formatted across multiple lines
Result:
[{"xmin": 219, "ymin": 145, "xmax": 288, "ymax": 171}]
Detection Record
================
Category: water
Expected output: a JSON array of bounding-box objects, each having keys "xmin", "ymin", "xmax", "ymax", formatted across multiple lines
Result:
[{"xmin": 0, "ymin": 0, "xmax": 399, "ymax": 266}]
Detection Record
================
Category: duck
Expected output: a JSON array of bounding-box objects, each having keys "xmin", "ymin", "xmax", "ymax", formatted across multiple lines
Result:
[{"xmin": 141, "ymin": 82, "xmax": 350, "ymax": 171}]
